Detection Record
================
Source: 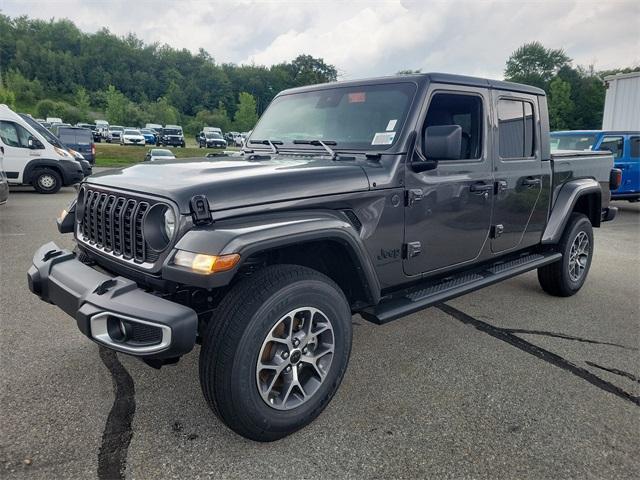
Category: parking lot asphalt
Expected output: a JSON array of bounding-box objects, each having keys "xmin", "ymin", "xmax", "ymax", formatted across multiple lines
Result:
[{"xmin": 1, "ymin": 186, "xmax": 638, "ymax": 480}]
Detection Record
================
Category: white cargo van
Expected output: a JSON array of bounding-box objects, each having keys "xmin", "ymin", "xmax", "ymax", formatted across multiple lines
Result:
[{"xmin": 0, "ymin": 104, "xmax": 85, "ymax": 193}]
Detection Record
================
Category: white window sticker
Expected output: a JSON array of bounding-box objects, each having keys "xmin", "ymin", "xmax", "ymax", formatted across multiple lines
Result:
[
  {"xmin": 386, "ymin": 119, "xmax": 397, "ymax": 131},
  {"xmin": 372, "ymin": 132, "xmax": 396, "ymax": 145}
]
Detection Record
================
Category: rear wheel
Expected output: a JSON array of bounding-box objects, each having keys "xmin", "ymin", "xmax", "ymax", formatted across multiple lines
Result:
[
  {"xmin": 33, "ymin": 168, "xmax": 62, "ymax": 194},
  {"xmin": 538, "ymin": 213, "xmax": 593, "ymax": 296},
  {"xmin": 199, "ymin": 264, "xmax": 352, "ymax": 441}
]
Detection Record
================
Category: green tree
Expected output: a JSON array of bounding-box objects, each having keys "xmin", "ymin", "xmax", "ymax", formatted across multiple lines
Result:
[
  {"xmin": 104, "ymin": 85, "xmax": 128, "ymax": 124},
  {"xmin": 0, "ymin": 85, "xmax": 16, "ymax": 108},
  {"xmin": 505, "ymin": 42, "xmax": 571, "ymax": 89},
  {"xmin": 5, "ymin": 69, "xmax": 44, "ymax": 105},
  {"xmin": 233, "ymin": 92, "xmax": 258, "ymax": 132},
  {"xmin": 74, "ymin": 86, "xmax": 91, "ymax": 118},
  {"xmin": 143, "ymin": 97, "xmax": 179, "ymax": 125},
  {"xmin": 548, "ymin": 77, "xmax": 574, "ymax": 130}
]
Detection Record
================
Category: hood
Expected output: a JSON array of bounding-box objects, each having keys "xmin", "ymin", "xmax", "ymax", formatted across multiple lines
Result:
[{"xmin": 87, "ymin": 155, "xmax": 370, "ymax": 214}]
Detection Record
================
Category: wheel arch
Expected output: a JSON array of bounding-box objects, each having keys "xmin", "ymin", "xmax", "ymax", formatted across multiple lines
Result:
[
  {"xmin": 165, "ymin": 210, "xmax": 381, "ymax": 308},
  {"xmin": 542, "ymin": 178, "xmax": 601, "ymax": 244},
  {"xmin": 23, "ymin": 158, "xmax": 65, "ymax": 185}
]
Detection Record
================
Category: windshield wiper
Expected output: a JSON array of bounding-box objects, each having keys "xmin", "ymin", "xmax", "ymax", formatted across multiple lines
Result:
[
  {"xmin": 292, "ymin": 139, "xmax": 338, "ymax": 159},
  {"xmin": 249, "ymin": 139, "xmax": 282, "ymax": 154}
]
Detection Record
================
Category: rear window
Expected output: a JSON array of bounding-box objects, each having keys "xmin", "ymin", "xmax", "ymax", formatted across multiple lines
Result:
[
  {"xmin": 550, "ymin": 133, "xmax": 598, "ymax": 151},
  {"xmin": 58, "ymin": 129, "xmax": 92, "ymax": 144}
]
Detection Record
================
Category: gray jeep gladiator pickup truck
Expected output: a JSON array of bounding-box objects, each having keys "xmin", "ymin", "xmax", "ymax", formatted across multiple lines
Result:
[{"xmin": 28, "ymin": 73, "xmax": 620, "ymax": 441}]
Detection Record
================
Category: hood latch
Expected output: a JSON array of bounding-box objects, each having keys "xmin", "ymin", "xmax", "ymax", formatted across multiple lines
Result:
[{"xmin": 189, "ymin": 195, "xmax": 213, "ymax": 225}]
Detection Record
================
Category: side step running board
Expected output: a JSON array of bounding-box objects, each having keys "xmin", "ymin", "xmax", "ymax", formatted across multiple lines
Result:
[{"xmin": 360, "ymin": 251, "xmax": 562, "ymax": 325}]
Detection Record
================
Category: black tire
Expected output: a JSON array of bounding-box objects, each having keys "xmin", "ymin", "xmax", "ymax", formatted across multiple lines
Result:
[
  {"xmin": 32, "ymin": 168, "xmax": 62, "ymax": 194},
  {"xmin": 538, "ymin": 213, "xmax": 593, "ymax": 297},
  {"xmin": 199, "ymin": 264, "xmax": 352, "ymax": 441}
]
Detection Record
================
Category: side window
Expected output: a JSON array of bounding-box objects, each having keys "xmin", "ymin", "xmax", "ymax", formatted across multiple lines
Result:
[
  {"xmin": 424, "ymin": 93, "xmax": 483, "ymax": 159},
  {"xmin": 0, "ymin": 121, "xmax": 35, "ymax": 149},
  {"xmin": 628, "ymin": 136, "xmax": 639, "ymax": 158},
  {"xmin": 498, "ymin": 99, "xmax": 536, "ymax": 159},
  {"xmin": 598, "ymin": 136, "xmax": 624, "ymax": 159}
]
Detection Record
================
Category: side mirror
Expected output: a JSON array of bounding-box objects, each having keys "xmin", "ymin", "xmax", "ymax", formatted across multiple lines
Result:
[
  {"xmin": 424, "ymin": 125, "xmax": 462, "ymax": 161},
  {"xmin": 28, "ymin": 137, "xmax": 35, "ymax": 149}
]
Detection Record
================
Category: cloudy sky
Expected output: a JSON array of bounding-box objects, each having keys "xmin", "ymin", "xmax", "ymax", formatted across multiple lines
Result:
[{"xmin": 3, "ymin": 0, "xmax": 639, "ymax": 79}]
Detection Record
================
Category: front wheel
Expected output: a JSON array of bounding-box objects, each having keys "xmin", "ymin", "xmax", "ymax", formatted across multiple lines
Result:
[
  {"xmin": 33, "ymin": 168, "xmax": 62, "ymax": 194},
  {"xmin": 199, "ymin": 265, "xmax": 352, "ymax": 441},
  {"xmin": 538, "ymin": 213, "xmax": 593, "ymax": 297}
]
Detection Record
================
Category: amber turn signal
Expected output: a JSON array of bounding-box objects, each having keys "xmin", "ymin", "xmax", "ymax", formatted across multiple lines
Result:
[{"xmin": 173, "ymin": 250, "xmax": 240, "ymax": 274}]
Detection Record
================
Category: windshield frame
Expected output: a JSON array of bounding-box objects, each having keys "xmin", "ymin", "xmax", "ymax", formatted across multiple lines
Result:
[{"xmin": 248, "ymin": 81, "xmax": 418, "ymax": 154}]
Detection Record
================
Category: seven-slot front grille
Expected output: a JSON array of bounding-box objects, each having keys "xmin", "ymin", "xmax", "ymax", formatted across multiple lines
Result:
[{"xmin": 79, "ymin": 188, "xmax": 162, "ymax": 264}]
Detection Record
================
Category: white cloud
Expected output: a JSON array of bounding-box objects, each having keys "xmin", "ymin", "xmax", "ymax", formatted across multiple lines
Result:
[{"xmin": 3, "ymin": 0, "xmax": 639, "ymax": 78}]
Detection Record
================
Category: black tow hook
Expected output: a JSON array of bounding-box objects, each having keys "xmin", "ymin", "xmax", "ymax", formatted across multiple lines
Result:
[{"xmin": 93, "ymin": 279, "xmax": 118, "ymax": 295}]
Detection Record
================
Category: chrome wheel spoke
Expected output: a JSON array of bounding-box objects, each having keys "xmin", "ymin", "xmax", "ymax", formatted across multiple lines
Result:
[{"xmin": 568, "ymin": 231, "xmax": 590, "ymax": 281}]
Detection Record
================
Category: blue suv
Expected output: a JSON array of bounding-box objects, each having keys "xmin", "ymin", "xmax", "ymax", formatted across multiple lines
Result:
[{"xmin": 551, "ymin": 130, "xmax": 640, "ymax": 202}]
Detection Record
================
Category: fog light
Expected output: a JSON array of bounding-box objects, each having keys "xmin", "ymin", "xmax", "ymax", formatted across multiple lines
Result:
[
  {"xmin": 173, "ymin": 250, "xmax": 240, "ymax": 274},
  {"xmin": 58, "ymin": 208, "xmax": 68, "ymax": 223}
]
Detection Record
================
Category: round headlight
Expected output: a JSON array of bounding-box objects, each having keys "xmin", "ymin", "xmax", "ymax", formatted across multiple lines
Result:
[{"xmin": 163, "ymin": 208, "xmax": 176, "ymax": 240}]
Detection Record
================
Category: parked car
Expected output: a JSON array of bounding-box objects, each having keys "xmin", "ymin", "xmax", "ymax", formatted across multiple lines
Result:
[
  {"xmin": 50, "ymin": 123, "xmax": 71, "ymax": 136},
  {"xmin": 159, "ymin": 125, "xmax": 185, "ymax": 147},
  {"xmin": 94, "ymin": 120, "xmax": 109, "ymax": 142},
  {"xmin": 139, "ymin": 128, "xmax": 157, "ymax": 144},
  {"xmin": 18, "ymin": 113, "xmax": 93, "ymax": 178},
  {"xmin": 144, "ymin": 148, "xmax": 176, "ymax": 161},
  {"xmin": 145, "ymin": 123, "xmax": 163, "ymax": 132},
  {"xmin": 45, "ymin": 117, "xmax": 63, "ymax": 125},
  {"xmin": 0, "ymin": 156, "xmax": 9, "ymax": 205},
  {"xmin": 225, "ymin": 131, "xmax": 239, "ymax": 143},
  {"xmin": 121, "ymin": 128, "xmax": 146, "ymax": 146},
  {"xmin": 199, "ymin": 131, "xmax": 227, "ymax": 148},
  {"xmin": 39, "ymin": 121, "xmax": 52, "ymax": 130},
  {"xmin": 551, "ymin": 130, "xmax": 640, "ymax": 202},
  {"xmin": 56, "ymin": 126, "xmax": 96, "ymax": 164},
  {"xmin": 1, "ymin": 104, "xmax": 85, "ymax": 193},
  {"xmin": 106, "ymin": 125, "xmax": 124, "ymax": 143},
  {"xmin": 27, "ymin": 73, "xmax": 619, "ymax": 441},
  {"xmin": 198, "ymin": 126, "xmax": 223, "ymax": 142}
]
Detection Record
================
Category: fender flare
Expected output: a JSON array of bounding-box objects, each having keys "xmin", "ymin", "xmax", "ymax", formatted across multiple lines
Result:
[
  {"xmin": 23, "ymin": 158, "xmax": 70, "ymax": 184},
  {"xmin": 542, "ymin": 178, "xmax": 601, "ymax": 244},
  {"xmin": 162, "ymin": 210, "xmax": 381, "ymax": 304}
]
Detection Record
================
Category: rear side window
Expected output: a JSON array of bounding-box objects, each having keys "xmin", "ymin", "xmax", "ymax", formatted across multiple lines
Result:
[
  {"xmin": 598, "ymin": 136, "xmax": 624, "ymax": 159},
  {"xmin": 0, "ymin": 121, "xmax": 33, "ymax": 149},
  {"xmin": 424, "ymin": 93, "xmax": 483, "ymax": 159},
  {"xmin": 629, "ymin": 136, "xmax": 639, "ymax": 158},
  {"xmin": 59, "ymin": 129, "xmax": 92, "ymax": 144},
  {"xmin": 498, "ymin": 99, "xmax": 536, "ymax": 158}
]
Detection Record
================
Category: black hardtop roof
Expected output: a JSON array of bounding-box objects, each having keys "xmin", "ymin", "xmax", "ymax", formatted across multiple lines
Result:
[{"xmin": 280, "ymin": 72, "xmax": 545, "ymax": 96}]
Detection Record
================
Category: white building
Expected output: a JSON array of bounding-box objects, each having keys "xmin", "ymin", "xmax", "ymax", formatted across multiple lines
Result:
[{"xmin": 602, "ymin": 72, "xmax": 640, "ymax": 130}]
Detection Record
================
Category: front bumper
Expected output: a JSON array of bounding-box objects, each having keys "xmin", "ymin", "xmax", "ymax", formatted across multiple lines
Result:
[{"xmin": 27, "ymin": 242, "xmax": 198, "ymax": 359}]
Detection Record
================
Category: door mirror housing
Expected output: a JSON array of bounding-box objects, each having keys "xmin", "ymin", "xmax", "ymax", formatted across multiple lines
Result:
[
  {"xmin": 424, "ymin": 125, "xmax": 462, "ymax": 161},
  {"xmin": 28, "ymin": 136, "xmax": 43, "ymax": 149}
]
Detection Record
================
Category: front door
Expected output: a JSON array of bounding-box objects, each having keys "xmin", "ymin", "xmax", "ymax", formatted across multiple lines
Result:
[
  {"xmin": 403, "ymin": 87, "xmax": 493, "ymax": 276},
  {"xmin": 490, "ymin": 93, "xmax": 545, "ymax": 253},
  {"xmin": 0, "ymin": 120, "xmax": 42, "ymax": 183}
]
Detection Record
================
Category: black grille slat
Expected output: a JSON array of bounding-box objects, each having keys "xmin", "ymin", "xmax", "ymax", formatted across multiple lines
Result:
[{"xmin": 79, "ymin": 189, "xmax": 166, "ymax": 264}]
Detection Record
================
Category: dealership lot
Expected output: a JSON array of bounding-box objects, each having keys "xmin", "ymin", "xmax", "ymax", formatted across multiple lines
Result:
[{"xmin": 1, "ymin": 188, "xmax": 638, "ymax": 479}]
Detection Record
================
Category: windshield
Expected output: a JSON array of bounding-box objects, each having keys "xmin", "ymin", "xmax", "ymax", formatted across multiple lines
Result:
[
  {"xmin": 18, "ymin": 114, "xmax": 63, "ymax": 148},
  {"xmin": 59, "ymin": 129, "xmax": 92, "ymax": 144},
  {"xmin": 124, "ymin": 129, "xmax": 141, "ymax": 135},
  {"xmin": 152, "ymin": 150, "xmax": 173, "ymax": 156},
  {"xmin": 111, "ymin": 126, "xmax": 124, "ymax": 132},
  {"xmin": 550, "ymin": 133, "xmax": 598, "ymax": 151},
  {"xmin": 250, "ymin": 83, "xmax": 416, "ymax": 151},
  {"xmin": 140, "ymin": 129, "xmax": 153, "ymax": 134},
  {"xmin": 164, "ymin": 129, "xmax": 182, "ymax": 135},
  {"xmin": 206, "ymin": 133, "xmax": 223, "ymax": 139}
]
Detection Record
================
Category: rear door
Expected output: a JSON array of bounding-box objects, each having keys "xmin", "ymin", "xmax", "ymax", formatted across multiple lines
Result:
[
  {"xmin": 490, "ymin": 93, "xmax": 545, "ymax": 253},
  {"xmin": 403, "ymin": 86, "xmax": 493, "ymax": 276},
  {"xmin": 598, "ymin": 135, "xmax": 639, "ymax": 195}
]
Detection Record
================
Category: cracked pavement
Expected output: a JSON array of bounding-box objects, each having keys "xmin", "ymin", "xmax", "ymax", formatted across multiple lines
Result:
[{"xmin": 1, "ymin": 187, "xmax": 638, "ymax": 479}]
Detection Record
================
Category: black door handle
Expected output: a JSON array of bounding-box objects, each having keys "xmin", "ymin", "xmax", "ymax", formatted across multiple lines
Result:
[
  {"xmin": 522, "ymin": 177, "xmax": 541, "ymax": 187},
  {"xmin": 469, "ymin": 183, "xmax": 492, "ymax": 193}
]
